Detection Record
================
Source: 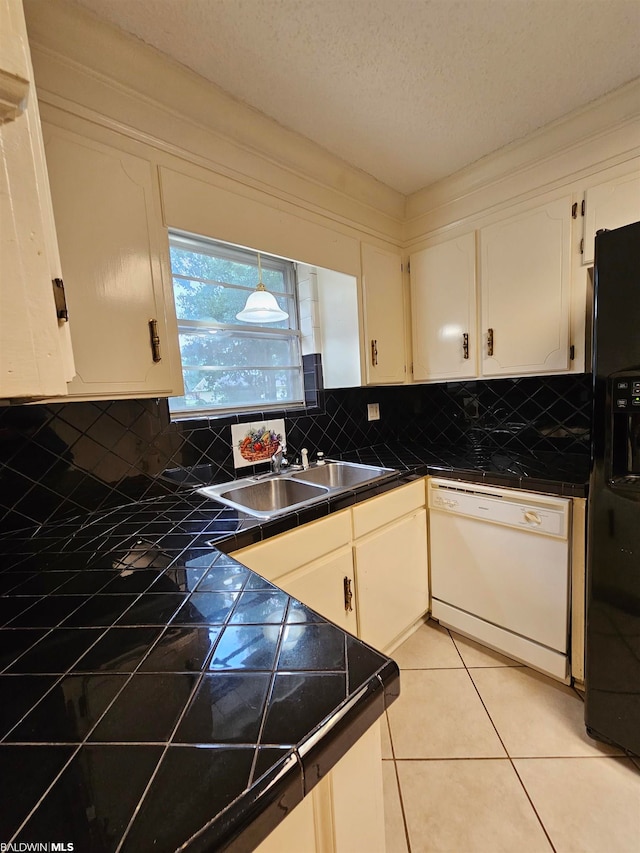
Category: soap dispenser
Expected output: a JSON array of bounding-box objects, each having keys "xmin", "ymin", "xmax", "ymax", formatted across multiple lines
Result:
[{"xmin": 301, "ymin": 448, "xmax": 309, "ymax": 470}]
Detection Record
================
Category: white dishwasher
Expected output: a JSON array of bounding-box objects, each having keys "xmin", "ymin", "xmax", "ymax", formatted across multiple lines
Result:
[{"xmin": 428, "ymin": 478, "xmax": 571, "ymax": 681}]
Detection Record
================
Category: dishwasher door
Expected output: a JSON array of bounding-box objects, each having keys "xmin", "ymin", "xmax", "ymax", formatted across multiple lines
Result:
[{"xmin": 428, "ymin": 478, "xmax": 571, "ymax": 679}]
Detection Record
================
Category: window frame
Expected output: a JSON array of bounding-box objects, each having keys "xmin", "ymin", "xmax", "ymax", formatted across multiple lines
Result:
[{"xmin": 168, "ymin": 231, "xmax": 305, "ymax": 419}]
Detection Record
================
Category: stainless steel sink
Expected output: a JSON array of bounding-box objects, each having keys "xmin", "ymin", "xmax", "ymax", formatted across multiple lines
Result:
[
  {"xmin": 198, "ymin": 476, "xmax": 330, "ymax": 519},
  {"xmin": 291, "ymin": 461, "xmax": 394, "ymax": 489},
  {"xmin": 198, "ymin": 460, "xmax": 396, "ymax": 519}
]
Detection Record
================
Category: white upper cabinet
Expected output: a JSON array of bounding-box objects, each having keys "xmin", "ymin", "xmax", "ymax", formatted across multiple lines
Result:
[
  {"xmin": 361, "ymin": 242, "xmax": 406, "ymax": 384},
  {"xmin": 0, "ymin": 0, "xmax": 74, "ymax": 399},
  {"xmin": 479, "ymin": 196, "xmax": 572, "ymax": 377},
  {"xmin": 410, "ymin": 233, "xmax": 477, "ymax": 381},
  {"xmin": 43, "ymin": 122, "xmax": 182, "ymax": 400},
  {"xmin": 582, "ymin": 168, "xmax": 640, "ymax": 265}
]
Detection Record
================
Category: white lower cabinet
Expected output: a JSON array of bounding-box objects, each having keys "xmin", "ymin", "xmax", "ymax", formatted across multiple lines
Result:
[
  {"xmin": 232, "ymin": 483, "xmax": 429, "ymax": 849},
  {"xmin": 255, "ymin": 722, "xmax": 384, "ymax": 853},
  {"xmin": 232, "ymin": 481, "xmax": 429, "ymax": 654},
  {"xmin": 278, "ymin": 546, "xmax": 357, "ymax": 633},
  {"xmin": 354, "ymin": 508, "xmax": 429, "ymax": 652}
]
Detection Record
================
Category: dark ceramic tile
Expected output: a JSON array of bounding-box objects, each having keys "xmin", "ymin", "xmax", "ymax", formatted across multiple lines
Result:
[
  {"xmin": 89, "ymin": 673, "xmax": 198, "ymax": 743},
  {"xmin": 62, "ymin": 594, "xmax": 139, "ymax": 628},
  {"xmin": 208, "ymin": 625, "xmax": 280, "ymax": 672},
  {"xmin": 0, "ymin": 596, "xmax": 37, "ymax": 628},
  {"xmin": 8, "ymin": 595, "xmax": 85, "ymax": 628},
  {"xmin": 252, "ymin": 746, "xmax": 295, "ymax": 782},
  {"xmin": 285, "ymin": 601, "xmax": 324, "ymax": 623},
  {"xmin": 172, "ymin": 592, "xmax": 239, "ymax": 625},
  {"xmin": 120, "ymin": 746, "xmax": 255, "ymax": 853},
  {"xmin": 277, "ymin": 624, "xmax": 346, "ymax": 672},
  {"xmin": 174, "ymin": 550, "xmax": 223, "ymax": 571},
  {"xmin": 6, "ymin": 674, "xmax": 128, "ymax": 743},
  {"xmin": 295, "ymin": 502, "xmax": 330, "ymax": 526},
  {"xmin": 299, "ymin": 676, "xmax": 386, "ymax": 795},
  {"xmin": 0, "ymin": 572, "xmax": 37, "ymax": 594},
  {"xmin": 345, "ymin": 635, "xmax": 388, "ymax": 693},
  {"xmin": 75, "ymin": 627, "xmax": 162, "ymax": 672},
  {"xmin": 379, "ymin": 659, "xmax": 401, "ymax": 706},
  {"xmin": 196, "ymin": 562, "xmax": 249, "ymax": 592},
  {"xmin": 53, "ymin": 569, "xmax": 119, "ymax": 595},
  {"xmin": 139, "ymin": 626, "xmax": 220, "ymax": 672},
  {"xmin": 0, "ymin": 744, "xmax": 74, "ymax": 838},
  {"xmin": 174, "ymin": 672, "xmax": 271, "ymax": 745},
  {"xmin": 7, "ymin": 628, "xmax": 104, "ymax": 674},
  {"xmin": 102, "ymin": 568, "xmax": 165, "ymax": 594},
  {"xmin": 0, "ymin": 628, "xmax": 48, "ymax": 670},
  {"xmin": 244, "ymin": 573, "xmax": 280, "ymax": 592},
  {"xmin": 8, "ymin": 571, "xmax": 79, "ymax": 596},
  {"xmin": 205, "ymin": 748, "xmax": 305, "ymax": 851},
  {"xmin": 228, "ymin": 590, "xmax": 289, "ymax": 625},
  {"xmin": 116, "ymin": 593, "xmax": 188, "ymax": 626},
  {"xmin": 155, "ymin": 565, "xmax": 208, "ymax": 593},
  {"xmin": 261, "ymin": 673, "xmax": 347, "ymax": 745},
  {"xmin": 0, "ymin": 675, "xmax": 57, "ymax": 739},
  {"xmin": 229, "ymin": 528, "xmax": 262, "ymax": 552},
  {"xmin": 16, "ymin": 744, "xmax": 163, "ymax": 853}
]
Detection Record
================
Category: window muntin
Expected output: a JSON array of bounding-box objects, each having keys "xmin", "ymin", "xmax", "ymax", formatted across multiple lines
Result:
[{"xmin": 168, "ymin": 233, "xmax": 304, "ymax": 417}]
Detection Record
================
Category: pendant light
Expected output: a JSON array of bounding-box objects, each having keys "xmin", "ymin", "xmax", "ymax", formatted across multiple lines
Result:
[{"xmin": 236, "ymin": 253, "xmax": 289, "ymax": 323}]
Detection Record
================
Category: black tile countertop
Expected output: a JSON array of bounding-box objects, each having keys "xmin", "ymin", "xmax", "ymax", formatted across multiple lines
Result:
[
  {"xmin": 0, "ymin": 441, "xmax": 588, "ymax": 851},
  {"xmin": 336, "ymin": 441, "xmax": 590, "ymax": 498},
  {"xmin": 0, "ymin": 505, "xmax": 399, "ymax": 852}
]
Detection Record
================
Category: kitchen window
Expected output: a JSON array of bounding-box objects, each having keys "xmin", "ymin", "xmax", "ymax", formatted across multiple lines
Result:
[{"xmin": 168, "ymin": 232, "xmax": 304, "ymax": 417}]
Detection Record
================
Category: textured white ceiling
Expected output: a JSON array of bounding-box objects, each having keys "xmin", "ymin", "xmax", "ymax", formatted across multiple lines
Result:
[{"xmin": 68, "ymin": 0, "xmax": 640, "ymax": 194}]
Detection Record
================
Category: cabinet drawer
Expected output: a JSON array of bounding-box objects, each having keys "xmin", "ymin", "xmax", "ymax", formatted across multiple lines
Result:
[
  {"xmin": 352, "ymin": 480, "xmax": 425, "ymax": 539},
  {"xmin": 231, "ymin": 510, "xmax": 351, "ymax": 582}
]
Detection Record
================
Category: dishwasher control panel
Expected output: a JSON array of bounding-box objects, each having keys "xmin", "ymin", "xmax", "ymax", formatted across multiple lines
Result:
[{"xmin": 428, "ymin": 480, "xmax": 569, "ymax": 538}]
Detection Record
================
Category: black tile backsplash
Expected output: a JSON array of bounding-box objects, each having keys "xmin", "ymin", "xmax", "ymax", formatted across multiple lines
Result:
[{"xmin": 0, "ymin": 368, "xmax": 591, "ymax": 533}]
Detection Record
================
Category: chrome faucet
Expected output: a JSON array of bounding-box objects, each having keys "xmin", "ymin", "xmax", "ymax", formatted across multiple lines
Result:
[{"xmin": 271, "ymin": 443, "xmax": 284, "ymax": 475}]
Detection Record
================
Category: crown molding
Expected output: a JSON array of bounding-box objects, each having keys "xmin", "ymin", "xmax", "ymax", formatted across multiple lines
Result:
[
  {"xmin": 23, "ymin": 0, "xmax": 405, "ymax": 233},
  {"xmin": 405, "ymin": 78, "xmax": 640, "ymax": 230}
]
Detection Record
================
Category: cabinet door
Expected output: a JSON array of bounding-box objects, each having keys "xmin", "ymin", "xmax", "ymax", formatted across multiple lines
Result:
[
  {"xmin": 411, "ymin": 233, "xmax": 477, "ymax": 381},
  {"xmin": 43, "ymin": 124, "xmax": 180, "ymax": 398},
  {"xmin": 0, "ymin": 0, "xmax": 74, "ymax": 398},
  {"xmin": 279, "ymin": 546, "xmax": 357, "ymax": 634},
  {"xmin": 479, "ymin": 197, "xmax": 572, "ymax": 376},
  {"xmin": 354, "ymin": 509, "xmax": 428, "ymax": 651},
  {"xmin": 361, "ymin": 242, "xmax": 406, "ymax": 384},
  {"xmin": 582, "ymin": 169, "xmax": 640, "ymax": 265}
]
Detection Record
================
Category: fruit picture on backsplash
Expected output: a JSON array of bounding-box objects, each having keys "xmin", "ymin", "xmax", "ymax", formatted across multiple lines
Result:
[{"xmin": 231, "ymin": 419, "xmax": 286, "ymax": 469}]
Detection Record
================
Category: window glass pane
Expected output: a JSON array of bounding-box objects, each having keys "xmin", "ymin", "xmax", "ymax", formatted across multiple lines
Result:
[
  {"xmin": 169, "ymin": 368, "xmax": 303, "ymax": 413},
  {"xmin": 168, "ymin": 233, "xmax": 304, "ymax": 417},
  {"xmin": 178, "ymin": 330, "xmax": 300, "ymax": 369},
  {"xmin": 174, "ymin": 279, "xmax": 293, "ymax": 330},
  {"xmin": 170, "ymin": 247, "xmax": 288, "ymax": 292}
]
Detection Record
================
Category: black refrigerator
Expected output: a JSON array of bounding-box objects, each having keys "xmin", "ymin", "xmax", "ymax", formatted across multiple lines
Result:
[{"xmin": 585, "ymin": 219, "xmax": 640, "ymax": 756}]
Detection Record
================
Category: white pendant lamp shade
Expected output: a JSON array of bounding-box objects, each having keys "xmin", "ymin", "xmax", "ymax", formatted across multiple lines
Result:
[{"xmin": 236, "ymin": 253, "xmax": 289, "ymax": 324}]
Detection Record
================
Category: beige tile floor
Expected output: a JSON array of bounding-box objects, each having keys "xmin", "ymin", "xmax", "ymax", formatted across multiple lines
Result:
[{"xmin": 382, "ymin": 621, "xmax": 640, "ymax": 853}]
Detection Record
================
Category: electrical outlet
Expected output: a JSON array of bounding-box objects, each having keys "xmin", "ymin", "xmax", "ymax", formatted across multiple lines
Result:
[{"xmin": 367, "ymin": 403, "xmax": 380, "ymax": 421}]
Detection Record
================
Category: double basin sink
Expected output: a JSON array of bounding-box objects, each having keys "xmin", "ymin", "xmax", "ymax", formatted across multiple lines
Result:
[{"xmin": 198, "ymin": 460, "xmax": 396, "ymax": 519}]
